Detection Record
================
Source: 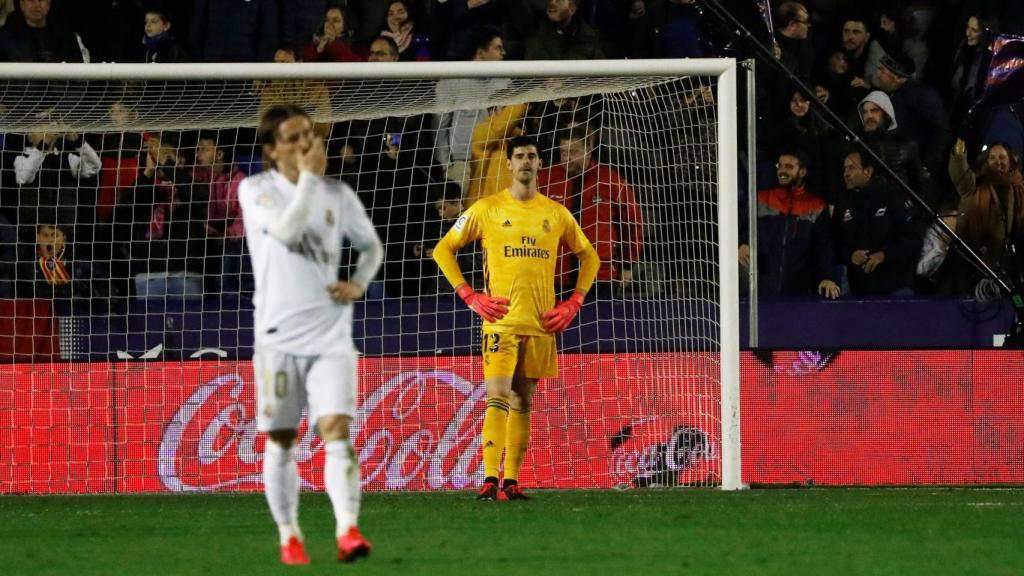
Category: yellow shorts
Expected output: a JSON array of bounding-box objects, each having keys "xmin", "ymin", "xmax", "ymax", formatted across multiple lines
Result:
[{"xmin": 481, "ymin": 331, "xmax": 558, "ymax": 379}]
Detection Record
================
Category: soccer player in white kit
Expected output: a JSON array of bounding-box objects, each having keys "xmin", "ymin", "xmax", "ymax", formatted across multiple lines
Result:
[{"xmin": 239, "ymin": 105, "xmax": 383, "ymax": 565}]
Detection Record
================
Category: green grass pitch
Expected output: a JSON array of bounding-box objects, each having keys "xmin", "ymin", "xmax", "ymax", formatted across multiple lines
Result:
[{"xmin": 2, "ymin": 488, "xmax": 1022, "ymax": 575}]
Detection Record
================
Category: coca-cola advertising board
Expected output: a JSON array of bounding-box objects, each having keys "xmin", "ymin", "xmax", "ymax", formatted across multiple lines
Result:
[{"xmin": 3, "ymin": 351, "xmax": 1023, "ymax": 493}]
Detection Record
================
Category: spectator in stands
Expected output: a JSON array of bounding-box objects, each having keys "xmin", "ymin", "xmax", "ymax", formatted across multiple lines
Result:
[
  {"xmin": 193, "ymin": 131, "xmax": 250, "ymax": 294},
  {"xmin": 379, "ymin": 0, "xmax": 430, "ymax": 61},
  {"xmin": 915, "ymin": 199, "xmax": 963, "ymax": 295},
  {"xmin": 0, "ymin": 0, "xmax": 87, "ymax": 62},
  {"xmin": 190, "ymin": 0, "xmax": 278, "ymax": 63},
  {"xmin": 776, "ymin": 89, "xmax": 841, "ymax": 201},
  {"xmin": 140, "ymin": 6, "xmax": 188, "ymax": 63},
  {"xmin": 15, "ymin": 222, "xmax": 107, "ymax": 304},
  {"xmin": 257, "ymin": 47, "xmax": 332, "ymax": 137},
  {"xmin": 433, "ymin": 26, "xmax": 505, "ymax": 196},
  {"xmin": 856, "ymin": 90, "xmax": 936, "ymax": 209},
  {"xmin": 950, "ymin": 14, "xmax": 995, "ymax": 126},
  {"xmin": 97, "ymin": 101, "xmax": 143, "ymax": 225},
  {"xmin": 13, "ymin": 131, "xmax": 101, "ymax": 242},
  {"xmin": 538, "ymin": 126, "xmax": 644, "ymax": 298},
  {"xmin": 817, "ymin": 48, "xmax": 865, "ymax": 119},
  {"xmin": 840, "ymin": 16, "xmax": 873, "ymax": 93},
  {"xmin": 94, "ymin": 99, "xmax": 144, "ymax": 300},
  {"xmin": 869, "ymin": 7, "xmax": 928, "ymax": 84},
  {"xmin": 873, "ymin": 52, "xmax": 951, "ymax": 175},
  {"xmin": 367, "ymin": 34, "xmax": 400, "ymax": 62},
  {"xmin": 465, "ymin": 103, "xmax": 528, "ymax": 205},
  {"xmin": 948, "ymin": 139, "xmax": 1024, "ymax": 294},
  {"xmin": 776, "ymin": 2, "xmax": 815, "ymax": 83},
  {"xmin": 517, "ymin": 0, "xmax": 603, "ymax": 60},
  {"xmin": 127, "ymin": 132, "xmax": 209, "ymax": 281},
  {"xmin": 834, "ymin": 150, "xmax": 919, "ymax": 297},
  {"xmin": 526, "ymin": 96, "xmax": 587, "ymax": 167},
  {"xmin": 301, "ymin": 5, "xmax": 362, "ymax": 62},
  {"xmin": 739, "ymin": 151, "xmax": 839, "ymax": 299},
  {"xmin": 408, "ymin": 180, "xmax": 478, "ymax": 294}
]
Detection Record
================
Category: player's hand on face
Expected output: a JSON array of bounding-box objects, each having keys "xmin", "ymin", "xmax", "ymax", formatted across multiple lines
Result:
[
  {"xmin": 298, "ymin": 136, "xmax": 327, "ymax": 176},
  {"xmin": 327, "ymin": 281, "xmax": 366, "ymax": 304}
]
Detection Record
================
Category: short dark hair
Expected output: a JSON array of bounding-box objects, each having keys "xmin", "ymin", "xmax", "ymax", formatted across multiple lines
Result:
[
  {"xmin": 468, "ymin": 25, "xmax": 502, "ymax": 57},
  {"xmin": 846, "ymin": 149, "xmax": 877, "ymax": 173},
  {"xmin": 506, "ymin": 135, "xmax": 540, "ymax": 160},
  {"xmin": 144, "ymin": 2, "xmax": 173, "ymax": 23},
  {"xmin": 778, "ymin": 150, "xmax": 807, "ymax": 169}
]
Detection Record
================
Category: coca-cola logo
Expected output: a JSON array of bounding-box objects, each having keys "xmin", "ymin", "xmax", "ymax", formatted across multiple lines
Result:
[
  {"xmin": 608, "ymin": 418, "xmax": 718, "ymax": 487},
  {"xmin": 158, "ymin": 369, "xmax": 485, "ymax": 492}
]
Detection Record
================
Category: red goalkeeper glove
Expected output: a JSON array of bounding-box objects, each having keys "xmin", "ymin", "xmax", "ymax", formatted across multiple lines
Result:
[
  {"xmin": 542, "ymin": 292, "xmax": 585, "ymax": 334},
  {"xmin": 456, "ymin": 285, "xmax": 510, "ymax": 323}
]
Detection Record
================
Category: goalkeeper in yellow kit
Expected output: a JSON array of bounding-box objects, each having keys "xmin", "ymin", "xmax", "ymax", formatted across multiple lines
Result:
[{"xmin": 433, "ymin": 135, "xmax": 600, "ymax": 500}]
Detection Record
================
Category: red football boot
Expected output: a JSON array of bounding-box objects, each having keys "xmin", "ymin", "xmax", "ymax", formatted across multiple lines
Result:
[
  {"xmin": 337, "ymin": 526, "xmax": 372, "ymax": 563},
  {"xmin": 477, "ymin": 481, "xmax": 508, "ymax": 501},
  {"xmin": 502, "ymin": 484, "xmax": 530, "ymax": 501},
  {"xmin": 280, "ymin": 536, "xmax": 310, "ymax": 565}
]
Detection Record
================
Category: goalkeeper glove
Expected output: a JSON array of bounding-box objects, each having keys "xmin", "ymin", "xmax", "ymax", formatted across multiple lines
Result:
[
  {"xmin": 542, "ymin": 292, "xmax": 585, "ymax": 333},
  {"xmin": 456, "ymin": 285, "xmax": 510, "ymax": 323}
]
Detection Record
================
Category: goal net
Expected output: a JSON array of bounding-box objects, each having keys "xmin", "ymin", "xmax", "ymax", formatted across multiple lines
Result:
[{"xmin": 0, "ymin": 61, "xmax": 740, "ymax": 494}]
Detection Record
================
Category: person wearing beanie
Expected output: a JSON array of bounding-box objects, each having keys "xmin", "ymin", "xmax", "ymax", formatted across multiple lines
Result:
[{"xmin": 873, "ymin": 51, "xmax": 951, "ymax": 174}]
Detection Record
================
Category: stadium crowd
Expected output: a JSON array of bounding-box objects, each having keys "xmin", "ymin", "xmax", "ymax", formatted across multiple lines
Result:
[{"xmin": 0, "ymin": 0, "xmax": 1021, "ymax": 307}]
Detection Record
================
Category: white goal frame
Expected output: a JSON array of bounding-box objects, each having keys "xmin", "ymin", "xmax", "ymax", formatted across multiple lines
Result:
[{"xmin": 0, "ymin": 59, "xmax": 742, "ymax": 491}]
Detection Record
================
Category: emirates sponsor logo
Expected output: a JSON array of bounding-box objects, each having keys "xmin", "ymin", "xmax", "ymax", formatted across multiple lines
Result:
[{"xmin": 159, "ymin": 370, "xmax": 486, "ymax": 492}]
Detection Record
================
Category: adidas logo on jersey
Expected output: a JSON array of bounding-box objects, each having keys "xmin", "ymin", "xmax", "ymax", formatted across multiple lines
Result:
[{"xmin": 502, "ymin": 220, "xmax": 512, "ymax": 227}]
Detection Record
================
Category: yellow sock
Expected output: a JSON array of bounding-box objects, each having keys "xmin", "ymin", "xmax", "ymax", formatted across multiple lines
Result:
[
  {"xmin": 481, "ymin": 396, "xmax": 510, "ymax": 480},
  {"xmin": 503, "ymin": 408, "xmax": 531, "ymax": 483}
]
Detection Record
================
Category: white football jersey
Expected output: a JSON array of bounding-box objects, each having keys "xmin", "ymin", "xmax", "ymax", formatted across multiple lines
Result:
[{"xmin": 239, "ymin": 170, "xmax": 382, "ymax": 356}]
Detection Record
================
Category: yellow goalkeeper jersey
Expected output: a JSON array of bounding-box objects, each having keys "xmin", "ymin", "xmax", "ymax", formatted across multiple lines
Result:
[{"xmin": 434, "ymin": 188, "xmax": 599, "ymax": 336}]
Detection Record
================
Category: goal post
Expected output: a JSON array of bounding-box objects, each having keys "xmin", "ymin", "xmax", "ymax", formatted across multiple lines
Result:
[{"xmin": 0, "ymin": 59, "xmax": 742, "ymax": 493}]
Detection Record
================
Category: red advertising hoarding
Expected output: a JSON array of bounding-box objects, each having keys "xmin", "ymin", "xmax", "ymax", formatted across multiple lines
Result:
[{"xmin": 2, "ymin": 351, "xmax": 1023, "ymax": 494}]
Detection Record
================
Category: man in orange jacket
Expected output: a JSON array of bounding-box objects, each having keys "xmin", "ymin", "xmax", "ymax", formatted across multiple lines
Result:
[{"xmin": 537, "ymin": 126, "xmax": 644, "ymax": 298}]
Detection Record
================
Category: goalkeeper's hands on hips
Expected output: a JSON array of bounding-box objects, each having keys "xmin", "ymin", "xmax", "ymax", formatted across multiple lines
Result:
[
  {"xmin": 456, "ymin": 285, "xmax": 510, "ymax": 323},
  {"xmin": 542, "ymin": 292, "xmax": 585, "ymax": 334}
]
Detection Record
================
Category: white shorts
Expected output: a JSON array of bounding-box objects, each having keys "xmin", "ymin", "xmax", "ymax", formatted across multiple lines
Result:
[{"xmin": 254, "ymin": 345, "xmax": 358, "ymax": 433}]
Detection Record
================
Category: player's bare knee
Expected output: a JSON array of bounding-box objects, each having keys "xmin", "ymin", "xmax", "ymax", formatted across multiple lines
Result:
[
  {"xmin": 508, "ymin": 392, "xmax": 532, "ymax": 412},
  {"xmin": 267, "ymin": 429, "xmax": 298, "ymax": 448},
  {"xmin": 510, "ymin": 378, "xmax": 537, "ymax": 411},
  {"xmin": 486, "ymin": 377, "xmax": 513, "ymax": 400},
  {"xmin": 317, "ymin": 414, "xmax": 352, "ymax": 442}
]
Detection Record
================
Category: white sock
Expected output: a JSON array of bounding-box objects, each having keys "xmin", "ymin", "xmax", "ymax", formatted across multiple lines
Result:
[
  {"xmin": 263, "ymin": 441, "xmax": 302, "ymax": 545},
  {"xmin": 324, "ymin": 439, "xmax": 360, "ymax": 537}
]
